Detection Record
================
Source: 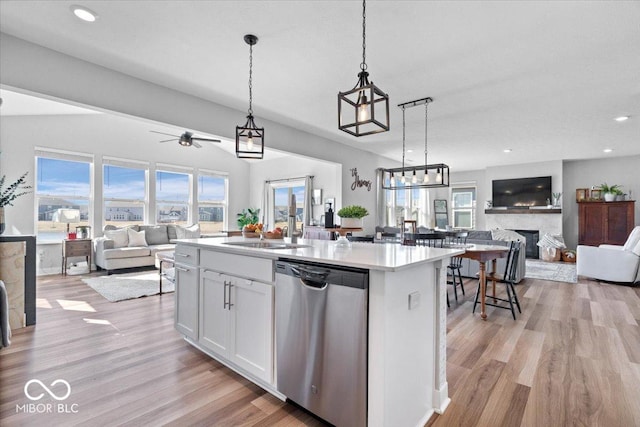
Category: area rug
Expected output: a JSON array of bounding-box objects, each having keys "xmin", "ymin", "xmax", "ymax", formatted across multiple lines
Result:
[
  {"xmin": 525, "ymin": 259, "xmax": 577, "ymax": 283},
  {"xmin": 82, "ymin": 271, "xmax": 175, "ymax": 302}
]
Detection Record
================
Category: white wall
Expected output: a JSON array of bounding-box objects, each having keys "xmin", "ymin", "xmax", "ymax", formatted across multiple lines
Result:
[
  {"xmin": 0, "ymin": 114, "xmax": 251, "ymax": 274},
  {"xmin": 1, "ymin": 33, "xmax": 396, "ymax": 237},
  {"xmin": 563, "ymin": 154, "xmax": 640, "ymax": 249}
]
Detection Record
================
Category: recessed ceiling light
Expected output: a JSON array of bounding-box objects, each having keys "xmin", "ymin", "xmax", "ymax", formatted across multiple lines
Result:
[
  {"xmin": 503, "ymin": 148, "xmax": 512, "ymax": 153},
  {"xmin": 407, "ymin": 149, "xmax": 413, "ymax": 153},
  {"xmin": 71, "ymin": 5, "xmax": 98, "ymax": 22},
  {"xmin": 614, "ymin": 116, "xmax": 630, "ymax": 122},
  {"xmin": 603, "ymin": 148, "xmax": 613, "ymax": 153}
]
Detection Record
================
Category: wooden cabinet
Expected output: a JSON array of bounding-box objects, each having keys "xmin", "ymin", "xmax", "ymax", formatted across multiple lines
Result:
[
  {"xmin": 199, "ymin": 270, "xmax": 274, "ymax": 383},
  {"xmin": 578, "ymin": 201, "xmax": 635, "ymax": 246},
  {"xmin": 174, "ymin": 245, "xmax": 199, "ymax": 340}
]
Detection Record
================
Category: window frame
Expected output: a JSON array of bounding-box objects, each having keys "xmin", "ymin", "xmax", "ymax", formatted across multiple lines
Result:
[
  {"xmin": 196, "ymin": 169, "xmax": 228, "ymax": 234},
  {"xmin": 155, "ymin": 165, "xmax": 192, "ymax": 225},
  {"xmin": 34, "ymin": 149, "xmax": 93, "ymax": 243},
  {"xmin": 451, "ymin": 186, "xmax": 476, "ymax": 229},
  {"xmin": 102, "ymin": 157, "xmax": 149, "ymax": 229}
]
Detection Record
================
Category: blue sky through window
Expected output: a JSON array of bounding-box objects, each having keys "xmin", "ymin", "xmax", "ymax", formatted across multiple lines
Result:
[
  {"xmin": 156, "ymin": 171, "xmax": 189, "ymax": 202},
  {"xmin": 104, "ymin": 165, "xmax": 145, "ymax": 199},
  {"xmin": 36, "ymin": 158, "xmax": 90, "ymax": 196}
]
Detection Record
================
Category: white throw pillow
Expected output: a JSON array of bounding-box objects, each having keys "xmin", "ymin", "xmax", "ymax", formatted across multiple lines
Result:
[
  {"xmin": 623, "ymin": 226, "xmax": 640, "ymax": 251},
  {"xmin": 176, "ymin": 224, "xmax": 200, "ymax": 239},
  {"xmin": 127, "ymin": 228, "xmax": 148, "ymax": 247},
  {"xmin": 632, "ymin": 240, "xmax": 640, "ymax": 257},
  {"xmin": 104, "ymin": 228, "xmax": 129, "ymax": 248}
]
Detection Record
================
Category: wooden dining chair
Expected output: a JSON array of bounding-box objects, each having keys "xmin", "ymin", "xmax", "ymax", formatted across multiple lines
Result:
[
  {"xmin": 446, "ymin": 231, "xmax": 468, "ymax": 303},
  {"xmin": 472, "ymin": 241, "xmax": 522, "ymax": 320}
]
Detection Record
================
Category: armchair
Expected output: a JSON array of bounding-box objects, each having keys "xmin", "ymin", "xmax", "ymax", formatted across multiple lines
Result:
[{"xmin": 577, "ymin": 226, "xmax": 640, "ymax": 283}]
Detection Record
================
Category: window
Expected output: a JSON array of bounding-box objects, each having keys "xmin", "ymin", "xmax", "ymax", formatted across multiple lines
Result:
[
  {"xmin": 273, "ymin": 181, "xmax": 305, "ymax": 229},
  {"xmin": 156, "ymin": 169, "xmax": 190, "ymax": 225},
  {"xmin": 103, "ymin": 160, "xmax": 147, "ymax": 229},
  {"xmin": 451, "ymin": 187, "xmax": 476, "ymax": 229},
  {"xmin": 197, "ymin": 172, "xmax": 227, "ymax": 234},
  {"xmin": 382, "ymin": 177, "xmax": 430, "ymax": 227},
  {"xmin": 36, "ymin": 155, "xmax": 91, "ymax": 242}
]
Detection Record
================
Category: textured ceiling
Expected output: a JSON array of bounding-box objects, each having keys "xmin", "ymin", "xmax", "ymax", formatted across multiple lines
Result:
[{"xmin": 1, "ymin": 0, "xmax": 638, "ymax": 171}]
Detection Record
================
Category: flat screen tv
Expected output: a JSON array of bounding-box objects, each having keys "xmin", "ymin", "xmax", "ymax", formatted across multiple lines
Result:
[{"xmin": 492, "ymin": 176, "xmax": 552, "ymax": 208}]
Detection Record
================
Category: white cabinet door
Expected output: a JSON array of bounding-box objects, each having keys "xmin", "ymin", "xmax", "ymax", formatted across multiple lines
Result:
[
  {"xmin": 199, "ymin": 270, "xmax": 230, "ymax": 356},
  {"xmin": 228, "ymin": 278, "xmax": 274, "ymax": 383},
  {"xmin": 174, "ymin": 262, "xmax": 199, "ymax": 340}
]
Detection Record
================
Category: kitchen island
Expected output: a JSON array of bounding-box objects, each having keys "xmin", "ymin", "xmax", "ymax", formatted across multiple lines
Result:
[{"xmin": 173, "ymin": 236, "xmax": 463, "ymax": 427}]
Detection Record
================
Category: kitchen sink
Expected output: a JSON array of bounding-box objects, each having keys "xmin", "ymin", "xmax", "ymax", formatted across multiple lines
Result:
[{"xmin": 221, "ymin": 241, "xmax": 311, "ymax": 250}]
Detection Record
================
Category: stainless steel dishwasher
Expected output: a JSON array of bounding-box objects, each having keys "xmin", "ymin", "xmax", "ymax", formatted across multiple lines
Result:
[{"xmin": 275, "ymin": 259, "xmax": 368, "ymax": 427}]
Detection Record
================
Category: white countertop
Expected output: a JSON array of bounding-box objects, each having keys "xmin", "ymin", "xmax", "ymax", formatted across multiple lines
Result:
[{"xmin": 176, "ymin": 236, "xmax": 464, "ymax": 271}]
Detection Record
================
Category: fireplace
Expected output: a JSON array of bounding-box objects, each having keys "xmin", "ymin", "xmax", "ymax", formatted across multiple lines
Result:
[{"xmin": 512, "ymin": 229, "xmax": 539, "ymax": 259}]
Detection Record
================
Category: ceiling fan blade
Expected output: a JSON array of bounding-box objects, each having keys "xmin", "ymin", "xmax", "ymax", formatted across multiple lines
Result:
[
  {"xmin": 192, "ymin": 137, "xmax": 221, "ymax": 143},
  {"xmin": 193, "ymin": 141, "xmax": 203, "ymax": 148},
  {"xmin": 150, "ymin": 130, "xmax": 180, "ymax": 137},
  {"xmin": 159, "ymin": 138, "xmax": 177, "ymax": 143}
]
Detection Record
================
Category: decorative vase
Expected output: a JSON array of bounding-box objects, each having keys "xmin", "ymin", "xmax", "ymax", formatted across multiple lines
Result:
[
  {"xmin": 603, "ymin": 193, "xmax": 615, "ymax": 202},
  {"xmin": 340, "ymin": 217, "xmax": 363, "ymax": 229},
  {"xmin": 0, "ymin": 207, "xmax": 5, "ymax": 235}
]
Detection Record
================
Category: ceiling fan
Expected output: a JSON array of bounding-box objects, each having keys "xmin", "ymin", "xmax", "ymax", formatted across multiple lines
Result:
[{"xmin": 150, "ymin": 130, "xmax": 221, "ymax": 148}]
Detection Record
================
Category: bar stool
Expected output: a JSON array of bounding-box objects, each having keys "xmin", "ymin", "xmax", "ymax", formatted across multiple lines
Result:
[{"xmin": 473, "ymin": 241, "xmax": 522, "ymax": 320}]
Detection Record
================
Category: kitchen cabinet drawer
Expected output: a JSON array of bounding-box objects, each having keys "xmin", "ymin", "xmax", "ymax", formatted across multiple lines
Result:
[
  {"xmin": 175, "ymin": 244, "xmax": 199, "ymax": 265},
  {"xmin": 200, "ymin": 250, "xmax": 273, "ymax": 282}
]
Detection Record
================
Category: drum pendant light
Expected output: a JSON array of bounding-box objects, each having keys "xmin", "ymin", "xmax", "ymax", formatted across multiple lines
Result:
[
  {"xmin": 338, "ymin": 0, "xmax": 390, "ymax": 137},
  {"xmin": 236, "ymin": 34, "xmax": 264, "ymax": 159}
]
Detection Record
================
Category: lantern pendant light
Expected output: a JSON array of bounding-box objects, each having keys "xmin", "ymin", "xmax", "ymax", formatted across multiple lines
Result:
[
  {"xmin": 236, "ymin": 34, "xmax": 264, "ymax": 159},
  {"xmin": 338, "ymin": 0, "xmax": 390, "ymax": 137}
]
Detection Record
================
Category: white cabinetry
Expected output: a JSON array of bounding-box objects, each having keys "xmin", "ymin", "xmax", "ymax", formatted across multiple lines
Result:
[
  {"xmin": 174, "ymin": 246, "xmax": 199, "ymax": 340},
  {"xmin": 199, "ymin": 269, "xmax": 274, "ymax": 383}
]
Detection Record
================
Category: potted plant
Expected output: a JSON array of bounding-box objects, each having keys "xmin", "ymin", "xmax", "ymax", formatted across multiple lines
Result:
[
  {"xmin": 337, "ymin": 205, "xmax": 369, "ymax": 228},
  {"xmin": 598, "ymin": 183, "xmax": 621, "ymax": 202},
  {"xmin": 236, "ymin": 208, "xmax": 260, "ymax": 230},
  {"xmin": 0, "ymin": 172, "xmax": 32, "ymax": 235}
]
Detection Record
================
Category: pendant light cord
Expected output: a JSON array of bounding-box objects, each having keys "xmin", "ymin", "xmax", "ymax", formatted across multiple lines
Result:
[
  {"xmin": 248, "ymin": 43, "xmax": 253, "ymax": 115},
  {"xmin": 360, "ymin": 0, "xmax": 367, "ymax": 71},
  {"xmin": 424, "ymin": 102, "xmax": 428, "ymax": 165},
  {"xmin": 401, "ymin": 105, "xmax": 406, "ymax": 170}
]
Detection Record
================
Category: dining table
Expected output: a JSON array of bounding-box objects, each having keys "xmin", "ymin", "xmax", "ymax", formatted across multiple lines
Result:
[{"xmin": 457, "ymin": 244, "xmax": 509, "ymax": 320}]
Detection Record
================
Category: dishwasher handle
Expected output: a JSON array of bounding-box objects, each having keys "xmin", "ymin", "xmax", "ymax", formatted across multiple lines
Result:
[{"xmin": 290, "ymin": 265, "xmax": 330, "ymax": 289}]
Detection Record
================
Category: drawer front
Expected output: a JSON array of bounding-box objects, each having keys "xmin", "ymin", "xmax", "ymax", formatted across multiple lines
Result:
[
  {"xmin": 200, "ymin": 250, "xmax": 273, "ymax": 283},
  {"xmin": 65, "ymin": 241, "xmax": 91, "ymax": 256},
  {"xmin": 175, "ymin": 244, "xmax": 199, "ymax": 265}
]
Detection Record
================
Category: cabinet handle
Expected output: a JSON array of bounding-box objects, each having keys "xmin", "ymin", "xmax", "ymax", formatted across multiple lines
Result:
[
  {"xmin": 175, "ymin": 253, "xmax": 190, "ymax": 258},
  {"xmin": 175, "ymin": 266, "xmax": 189, "ymax": 272},
  {"xmin": 223, "ymin": 280, "xmax": 229, "ymax": 309},
  {"xmin": 227, "ymin": 284, "xmax": 234, "ymax": 310}
]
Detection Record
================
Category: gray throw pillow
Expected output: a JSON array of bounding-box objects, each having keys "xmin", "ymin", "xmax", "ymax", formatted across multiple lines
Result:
[
  {"xmin": 139, "ymin": 225, "xmax": 169, "ymax": 245},
  {"xmin": 167, "ymin": 224, "xmax": 178, "ymax": 241}
]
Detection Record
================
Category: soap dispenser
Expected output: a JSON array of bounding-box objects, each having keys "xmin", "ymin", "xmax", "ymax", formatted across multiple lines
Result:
[{"xmin": 324, "ymin": 202, "xmax": 334, "ymax": 228}]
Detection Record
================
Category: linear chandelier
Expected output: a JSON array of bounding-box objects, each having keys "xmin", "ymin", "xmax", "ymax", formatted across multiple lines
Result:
[
  {"xmin": 381, "ymin": 97, "xmax": 450, "ymax": 189},
  {"xmin": 236, "ymin": 34, "xmax": 264, "ymax": 159},
  {"xmin": 337, "ymin": 0, "xmax": 389, "ymax": 137}
]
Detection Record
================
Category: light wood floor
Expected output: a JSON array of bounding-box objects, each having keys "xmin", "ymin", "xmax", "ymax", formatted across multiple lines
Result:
[{"xmin": 1, "ymin": 271, "xmax": 639, "ymax": 426}]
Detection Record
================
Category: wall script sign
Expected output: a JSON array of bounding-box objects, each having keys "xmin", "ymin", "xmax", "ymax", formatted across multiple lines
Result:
[{"xmin": 350, "ymin": 168, "xmax": 372, "ymax": 191}]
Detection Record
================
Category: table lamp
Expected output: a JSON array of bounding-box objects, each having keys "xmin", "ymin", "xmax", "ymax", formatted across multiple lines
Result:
[{"xmin": 52, "ymin": 208, "xmax": 80, "ymax": 237}]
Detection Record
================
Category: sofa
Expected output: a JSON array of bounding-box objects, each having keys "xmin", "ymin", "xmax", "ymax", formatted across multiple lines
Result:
[
  {"xmin": 577, "ymin": 226, "xmax": 640, "ymax": 284},
  {"xmin": 94, "ymin": 224, "xmax": 200, "ymax": 273},
  {"xmin": 373, "ymin": 227, "xmax": 527, "ymax": 283}
]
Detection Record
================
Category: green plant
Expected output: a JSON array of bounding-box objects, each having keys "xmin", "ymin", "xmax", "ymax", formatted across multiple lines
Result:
[
  {"xmin": 236, "ymin": 208, "xmax": 260, "ymax": 229},
  {"xmin": 598, "ymin": 183, "xmax": 621, "ymax": 194},
  {"xmin": 0, "ymin": 172, "xmax": 32, "ymax": 208},
  {"xmin": 337, "ymin": 205, "xmax": 369, "ymax": 218}
]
